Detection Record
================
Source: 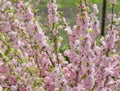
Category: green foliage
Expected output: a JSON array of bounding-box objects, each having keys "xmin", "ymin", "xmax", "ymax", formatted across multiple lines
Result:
[
  {"xmin": 0, "ymin": 52, "xmax": 3, "ymax": 58},
  {"xmin": 59, "ymin": 45, "xmax": 70, "ymax": 62},
  {"xmin": 5, "ymin": 47, "xmax": 12, "ymax": 56},
  {"xmin": 3, "ymin": 88, "xmax": 11, "ymax": 91},
  {"xmin": 33, "ymin": 77, "xmax": 45, "ymax": 88},
  {"xmin": 59, "ymin": 45, "xmax": 70, "ymax": 54},
  {"xmin": 87, "ymin": 29, "xmax": 94, "ymax": 34},
  {"xmin": 81, "ymin": 74, "xmax": 87, "ymax": 80}
]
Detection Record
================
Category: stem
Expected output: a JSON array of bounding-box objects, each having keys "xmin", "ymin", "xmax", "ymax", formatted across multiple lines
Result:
[
  {"xmin": 54, "ymin": 37, "xmax": 60, "ymax": 65},
  {"xmin": 75, "ymin": 62, "xmax": 81, "ymax": 86},
  {"xmin": 80, "ymin": 0, "xmax": 85, "ymax": 24},
  {"xmin": 104, "ymin": 75, "xmax": 109, "ymax": 87},
  {"xmin": 52, "ymin": 23, "xmax": 60, "ymax": 66},
  {"xmin": 106, "ymin": 48, "xmax": 110, "ymax": 57},
  {"xmin": 75, "ymin": 70, "xmax": 79, "ymax": 86},
  {"xmin": 111, "ymin": 4, "xmax": 114, "ymax": 31},
  {"xmin": 80, "ymin": 0, "xmax": 83, "ymax": 13},
  {"xmin": 45, "ymin": 51, "xmax": 55, "ymax": 67},
  {"xmin": 35, "ymin": 52, "xmax": 42, "ymax": 76},
  {"xmin": 91, "ymin": 81, "xmax": 97, "ymax": 91}
]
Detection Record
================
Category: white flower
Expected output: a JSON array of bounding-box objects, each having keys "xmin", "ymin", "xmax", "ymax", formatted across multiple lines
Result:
[
  {"xmin": 92, "ymin": 4, "xmax": 97, "ymax": 9},
  {"xmin": 64, "ymin": 26, "xmax": 72, "ymax": 35}
]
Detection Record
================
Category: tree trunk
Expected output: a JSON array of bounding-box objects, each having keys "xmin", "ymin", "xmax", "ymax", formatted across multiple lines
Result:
[{"xmin": 101, "ymin": 0, "xmax": 107, "ymax": 36}]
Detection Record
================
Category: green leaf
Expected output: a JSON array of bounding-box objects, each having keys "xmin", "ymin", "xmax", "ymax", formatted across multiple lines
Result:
[
  {"xmin": 79, "ymin": 37, "xmax": 84, "ymax": 41},
  {"xmin": 25, "ymin": 67, "xmax": 35, "ymax": 76},
  {"xmin": 3, "ymin": 88, "xmax": 11, "ymax": 91},
  {"xmin": 14, "ymin": 73, "xmax": 22, "ymax": 81},
  {"xmin": 33, "ymin": 9, "xmax": 39, "ymax": 13},
  {"xmin": 0, "ymin": 52, "xmax": 3, "ymax": 58},
  {"xmin": 25, "ymin": 58, "xmax": 29, "ymax": 63},
  {"xmin": 29, "ymin": 67, "xmax": 35, "ymax": 71},
  {"xmin": 54, "ymin": 22, "xmax": 59, "ymax": 29},
  {"xmin": 18, "ymin": 59, "xmax": 23, "ymax": 64},
  {"xmin": 87, "ymin": 29, "xmax": 94, "ymax": 34},
  {"xmin": 81, "ymin": 74, "xmax": 87, "ymax": 80},
  {"xmin": 9, "ymin": 55, "xmax": 14, "ymax": 60},
  {"xmin": 48, "ymin": 66, "xmax": 55, "ymax": 72},
  {"xmin": 75, "ymin": 48, "xmax": 79, "ymax": 54},
  {"xmin": 5, "ymin": 47, "xmax": 12, "ymax": 56},
  {"xmin": 33, "ymin": 80, "xmax": 37, "ymax": 88}
]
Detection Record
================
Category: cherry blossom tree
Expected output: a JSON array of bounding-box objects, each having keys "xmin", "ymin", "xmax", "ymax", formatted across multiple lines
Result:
[{"xmin": 0, "ymin": 0, "xmax": 120, "ymax": 91}]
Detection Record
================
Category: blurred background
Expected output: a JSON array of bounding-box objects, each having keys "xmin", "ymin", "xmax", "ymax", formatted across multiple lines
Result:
[
  {"xmin": 32, "ymin": 0, "xmax": 120, "ymax": 45},
  {"xmin": 37, "ymin": 0, "xmax": 120, "ymax": 26}
]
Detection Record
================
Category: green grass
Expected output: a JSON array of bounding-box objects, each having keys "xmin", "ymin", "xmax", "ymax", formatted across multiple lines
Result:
[
  {"xmin": 38, "ymin": 0, "xmax": 78, "ymax": 8},
  {"xmin": 38, "ymin": 0, "xmax": 120, "ymax": 9}
]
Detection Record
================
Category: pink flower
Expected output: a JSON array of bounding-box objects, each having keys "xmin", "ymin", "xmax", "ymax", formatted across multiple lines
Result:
[
  {"xmin": 17, "ymin": 0, "xmax": 23, "ymax": 8},
  {"xmin": 45, "ymin": 77, "xmax": 55, "ymax": 91},
  {"xmin": 8, "ymin": 75, "xmax": 17, "ymax": 85},
  {"xmin": 26, "ymin": 7, "xmax": 34, "ymax": 20},
  {"xmin": 64, "ymin": 26, "xmax": 72, "ymax": 35},
  {"xmin": 0, "ymin": 66, "xmax": 11, "ymax": 74},
  {"xmin": 0, "ymin": 76, "xmax": 6, "ymax": 83},
  {"xmin": 10, "ymin": 85, "xmax": 18, "ymax": 91},
  {"xmin": 1, "ymin": 22, "xmax": 11, "ymax": 33},
  {"xmin": 20, "ymin": 86, "xmax": 26, "ymax": 91}
]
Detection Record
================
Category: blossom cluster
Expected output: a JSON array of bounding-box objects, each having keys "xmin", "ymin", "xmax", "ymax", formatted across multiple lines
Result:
[{"xmin": 0, "ymin": 0, "xmax": 120, "ymax": 91}]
